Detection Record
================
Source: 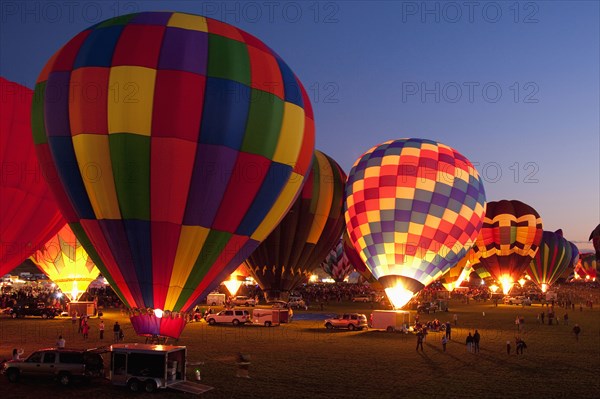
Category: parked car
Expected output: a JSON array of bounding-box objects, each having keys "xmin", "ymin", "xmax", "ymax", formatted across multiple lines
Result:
[
  {"xmin": 417, "ymin": 302, "xmax": 438, "ymax": 314},
  {"xmin": 352, "ymin": 295, "xmax": 371, "ymax": 303},
  {"xmin": 324, "ymin": 313, "xmax": 368, "ymax": 331},
  {"xmin": 287, "ymin": 297, "xmax": 306, "ymax": 309},
  {"xmin": 231, "ymin": 296, "xmax": 256, "ymax": 307},
  {"xmin": 9, "ymin": 302, "xmax": 60, "ymax": 319},
  {"xmin": 503, "ymin": 296, "xmax": 531, "ymax": 305},
  {"xmin": 2, "ymin": 348, "xmax": 104, "ymax": 385},
  {"xmin": 206, "ymin": 309, "xmax": 251, "ymax": 326}
]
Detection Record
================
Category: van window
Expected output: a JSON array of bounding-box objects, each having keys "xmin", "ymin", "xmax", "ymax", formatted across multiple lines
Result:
[
  {"xmin": 27, "ymin": 352, "xmax": 43, "ymax": 363},
  {"xmin": 225, "ymin": 311, "xmax": 233, "ymax": 316},
  {"xmin": 43, "ymin": 352, "xmax": 56, "ymax": 364},
  {"xmin": 60, "ymin": 352, "xmax": 84, "ymax": 364}
]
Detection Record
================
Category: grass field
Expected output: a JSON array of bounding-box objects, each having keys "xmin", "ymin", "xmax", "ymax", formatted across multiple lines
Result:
[{"xmin": 1, "ymin": 299, "xmax": 599, "ymax": 399}]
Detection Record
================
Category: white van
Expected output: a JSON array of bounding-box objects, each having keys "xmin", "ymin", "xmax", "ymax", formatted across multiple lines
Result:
[
  {"xmin": 369, "ymin": 310, "xmax": 410, "ymax": 332},
  {"xmin": 206, "ymin": 293, "xmax": 226, "ymax": 306}
]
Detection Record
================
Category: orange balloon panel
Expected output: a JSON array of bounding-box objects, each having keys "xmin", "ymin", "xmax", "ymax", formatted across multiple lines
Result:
[{"xmin": 31, "ymin": 225, "xmax": 100, "ymax": 301}]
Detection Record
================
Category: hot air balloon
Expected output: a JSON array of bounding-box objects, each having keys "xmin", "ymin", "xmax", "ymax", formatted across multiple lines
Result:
[
  {"xmin": 474, "ymin": 200, "xmax": 543, "ymax": 295},
  {"xmin": 321, "ymin": 238, "xmax": 354, "ymax": 283},
  {"xmin": 32, "ymin": 12, "xmax": 315, "ymax": 338},
  {"xmin": 590, "ymin": 224, "xmax": 600, "ymax": 259},
  {"xmin": 576, "ymin": 253, "xmax": 598, "ymax": 281},
  {"xmin": 527, "ymin": 230, "xmax": 572, "ymax": 293},
  {"xmin": 0, "ymin": 77, "xmax": 65, "ymax": 276},
  {"xmin": 345, "ymin": 138, "xmax": 486, "ymax": 309},
  {"xmin": 30, "ymin": 224, "xmax": 100, "ymax": 301},
  {"xmin": 222, "ymin": 263, "xmax": 251, "ymax": 297},
  {"xmin": 246, "ymin": 150, "xmax": 346, "ymax": 300},
  {"xmin": 342, "ymin": 232, "xmax": 383, "ymax": 290},
  {"xmin": 439, "ymin": 248, "xmax": 479, "ymax": 291}
]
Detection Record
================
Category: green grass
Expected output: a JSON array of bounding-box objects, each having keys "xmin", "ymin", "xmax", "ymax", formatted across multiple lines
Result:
[{"xmin": 1, "ymin": 300, "xmax": 598, "ymax": 398}]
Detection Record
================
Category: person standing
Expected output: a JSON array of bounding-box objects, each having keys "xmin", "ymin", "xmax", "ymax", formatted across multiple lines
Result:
[
  {"xmin": 453, "ymin": 313, "xmax": 458, "ymax": 326},
  {"xmin": 441, "ymin": 335, "xmax": 448, "ymax": 352},
  {"xmin": 99, "ymin": 320, "xmax": 105, "ymax": 340},
  {"xmin": 473, "ymin": 330, "xmax": 481, "ymax": 353},
  {"xmin": 563, "ymin": 312, "xmax": 569, "ymax": 326},
  {"xmin": 56, "ymin": 335, "xmax": 66, "ymax": 348},
  {"xmin": 416, "ymin": 331, "xmax": 424, "ymax": 351},
  {"xmin": 572, "ymin": 324, "xmax": 581, "ymax": 342},
  {"xmin": 82, "ymin": 321, "xmax": 90, "ymax": 339},
  {"xmin": 113, "ymin": 321, "xmax": 121, "ymax": 342},
  {"xmin": 445, "ymin": 322, "xmax": 452, "ymax": 340},
  {"xmin": 540, "ymin": 311, "xmax": 545, "ymax": 324},
  {"xmin": 466, "ymin": 332, "xmax": 473, "ymax": 353}
]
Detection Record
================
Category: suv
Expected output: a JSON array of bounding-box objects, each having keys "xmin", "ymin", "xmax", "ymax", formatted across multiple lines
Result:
[
  {"xmin": 3, "ymin": 348, "xmax": 104, "ymax": 385},
  {"xmin": 231, "ymin": 296, "xmax": 256, "ymax": 307},
  {"xmin": 324, "ymin": 313, "xmax": 368, "ymax": 331},
  {"xmin": 206, "ymin": 309, "xmax": 251, "ymax": 326},
  {"xmin": 10, "ymin": 302, "xmax": 60, "ymax": 319}
]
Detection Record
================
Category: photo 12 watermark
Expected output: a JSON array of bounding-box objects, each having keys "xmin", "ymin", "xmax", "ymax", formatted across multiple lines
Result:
[
  {"xmin": 0, "ymin": 1, "xmax": 341, "ymax": 25},
  {"xmin": 400, "ymin": 1, "xmax": 540, "ymax": 24},
  {"xmin": 401, "ymin": 81, "xmax": 540, "ymax": 104}
]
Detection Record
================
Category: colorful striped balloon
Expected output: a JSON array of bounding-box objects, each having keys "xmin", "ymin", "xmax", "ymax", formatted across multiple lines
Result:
[
  {"xmin": 527, "ymin": 230, "xmax": 572, "ymax": 293},
  {"xmin": 320, "ymin": 238, "xmax": 354, "ymax": 283},
  {"xmin": 474, "ymin": 200, "xmax": 543, "ymax": 294},
  {"xmin": 31, "ymin": 12, "xmax": 315, "ymax": 314},
  {"xmin": 246, "ymin": 150, "xmax": 346, "ymax": 299},
  {"xmin": 30, "ymin": 224, "xmax": 100, "ymax": 301},
  {"xmin": 342, "ymin": 232, "xmax": 383, "ymax": 289},
  {"xmin": 0, "ymin": 77, "xmax": 65, "ymax": 276},
  {"xmin": 345, "ymin": 138, "xmax": 486, "ymax": 308},
  {"xmin": 439, "ymin": 248, "xmax": 478, "ymax": 291}
]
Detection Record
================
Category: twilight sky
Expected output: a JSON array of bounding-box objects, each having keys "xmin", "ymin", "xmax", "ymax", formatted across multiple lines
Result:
[{"xmin": 1, "ymin": 0, "xmax": 598, "ymax": 250}]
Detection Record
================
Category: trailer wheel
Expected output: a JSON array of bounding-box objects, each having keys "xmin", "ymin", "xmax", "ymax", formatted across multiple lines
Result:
[
  {"xmin": 144, "ymin": 379, "xmax": 157, "ymax": 393},
  {"xmin": 386, "ymin": 326, "xmax": 394, "ymax": 333},
  {"xmin": 128, "ymin": 378, "xmax": 141, "ymax": 392},
  {"xmin": 265, "ymin": 321, "xmax": 272, "ymax": 327}
]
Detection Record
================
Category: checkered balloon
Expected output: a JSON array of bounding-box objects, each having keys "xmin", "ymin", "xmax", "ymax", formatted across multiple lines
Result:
[{"xmin": 344, "ymin": 138, "xmax": 486, "ymax": 296}]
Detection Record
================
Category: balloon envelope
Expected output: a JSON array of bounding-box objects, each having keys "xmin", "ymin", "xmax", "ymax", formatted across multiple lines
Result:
[
  {"xmin": 528, "ymin": 230, "xmax": 572, "ymax": 293},
  {"xmin": 246, "ymin": 150, "xmax": 346, "ymax": 299},
  {"xmin": 320, "ymin": 238, "xmax": 354, "ymax": 283},
  {"xmin": 30, "ymin": 224, "xmax": 100, "ymax": 301},
  {"xmin": 31, "ymin": 11, "xmax": 315, "ymax": 324},
  {"xmin": 589, "ymin": 224, "xmax": 600, "ymax": 259},
  {"xmin": 345, "ymin": 138, "xmax": 486, "ymax": 308},
  {"xmin": 475, "ymin": 200, "xmax": 543, "ymax": 294},
  {"xmin": 0, "ymin": 77, "xmax": 65, "ymax": 276}
]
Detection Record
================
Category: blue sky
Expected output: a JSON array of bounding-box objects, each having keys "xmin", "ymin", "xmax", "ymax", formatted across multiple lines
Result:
[{"xmin": 1, "ymin": 0, "xmax": 598, "ymax": 249}]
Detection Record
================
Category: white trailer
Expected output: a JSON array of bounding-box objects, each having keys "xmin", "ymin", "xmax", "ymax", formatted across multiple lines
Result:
[
  {"xmin": 206, "ymin": 292, "xmax": 226, "ymax": 306},
  {"xmin": 369, "ymin": 310, "xmax": 410, "ymax": 332},
  {"xmin": 252, "ymin": 308, "xmax": 281, "ymax": 327},
  {"xmin": 107, "ymin": 343, "xmax": 213, "ymax": 394}
]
